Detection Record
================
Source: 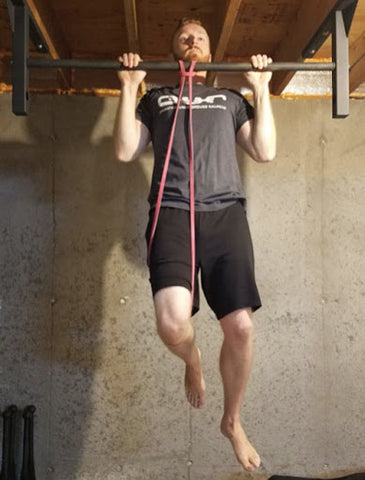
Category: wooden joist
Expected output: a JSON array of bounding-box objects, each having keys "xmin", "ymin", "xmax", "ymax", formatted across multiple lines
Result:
[
  {"xmin": 123, "ymin": 0, "xmax": 140, "ymax": 52},
  {"xmin": 26, "ymin": 0, "xmax": 71, "ymax": 89},
  {"xmin": 206, "ymin": 0, "xmax": 243, "ymax": 87}
]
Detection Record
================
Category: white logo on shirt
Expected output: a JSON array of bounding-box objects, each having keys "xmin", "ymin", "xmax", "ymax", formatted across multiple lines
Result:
[{"xmin": 158, "ymin": 94, "xmax": 227, "ymax": 108}]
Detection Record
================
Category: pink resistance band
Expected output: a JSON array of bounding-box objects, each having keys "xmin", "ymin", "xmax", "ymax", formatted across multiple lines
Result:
[{"xmin": 147, "ymin": 60, "xmax": 197, "ymax": 309}]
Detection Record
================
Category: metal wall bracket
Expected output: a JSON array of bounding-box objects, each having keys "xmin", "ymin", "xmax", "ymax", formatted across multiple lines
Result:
[
  {"xmin": 11, "ymin": 1, "xmax": 29, "ymax": 115},
  {"xmin": 303, "ymin": 0, "xmax": 358, "ymax": 118},
  {"xmin": 6, "ymin": 0, "xmax": 15, "ymax": 31},
  {"xmin": 332, "ymin": 9, "xmax": 350, "ymax": 118},
  {"xmin": 8, "ymin": 0, "xmax": 49, "ymax": 115}
]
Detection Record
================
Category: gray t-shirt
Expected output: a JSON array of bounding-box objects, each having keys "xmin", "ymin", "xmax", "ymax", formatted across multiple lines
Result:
[{"xmin": 137, "ymin": 83, "xmax": 254, "ymax": 211}]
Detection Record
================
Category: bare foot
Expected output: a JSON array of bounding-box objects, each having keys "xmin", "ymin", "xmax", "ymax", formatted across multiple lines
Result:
[
  {"xmin": 185, "ymin": 347, "xmax": 206, "ymax": 408},
  {"xmin": 221, "ymin": 417, "xmax": 260, "ymax": 472}
]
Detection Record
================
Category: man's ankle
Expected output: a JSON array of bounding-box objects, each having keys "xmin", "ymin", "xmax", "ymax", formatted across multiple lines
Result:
[{"xmin": 222, "ymin": 413, "xmax": 241, "ymax": 428}]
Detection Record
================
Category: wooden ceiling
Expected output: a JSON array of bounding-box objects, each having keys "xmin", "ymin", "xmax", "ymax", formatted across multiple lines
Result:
[{"xmin": 0, "ymin": 0, "xmax": 364, "ymax": 96}]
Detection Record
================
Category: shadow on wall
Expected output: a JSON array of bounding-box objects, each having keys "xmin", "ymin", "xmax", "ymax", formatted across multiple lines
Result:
[
  {"xmin": 0, "ymin": 94, "xmax": 152, "ymax": 477},
  {"xmin": 0, "ymin": 96, "xmax": 57, "ymax": 473}
]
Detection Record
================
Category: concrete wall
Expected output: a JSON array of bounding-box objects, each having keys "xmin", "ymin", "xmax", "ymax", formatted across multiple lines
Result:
[{"xmin": 0, "ymin": 93, "xmax": 364, "ymax": 480}]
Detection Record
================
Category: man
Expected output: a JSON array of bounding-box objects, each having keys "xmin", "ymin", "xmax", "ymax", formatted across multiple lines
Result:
[{"xmin": 114, "ymin": 18, "xmax": 276, "ymax": 472}]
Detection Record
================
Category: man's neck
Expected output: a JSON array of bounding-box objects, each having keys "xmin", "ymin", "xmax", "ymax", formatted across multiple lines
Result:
[
  {"xmin": 194, "ymin": 72, "xmax": 207, "ymax": 85},
  {"xmin": 175, "ymin": 72, "xmax": 207, "ymax": 85}
]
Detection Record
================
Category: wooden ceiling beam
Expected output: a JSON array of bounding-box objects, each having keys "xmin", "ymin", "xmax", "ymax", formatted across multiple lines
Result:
[
  {"xmin": 270, "ymin": 0, "xmax": 339, "ymax": 95},
  {"xmin": 349, "ymin": 30, "xmax": 365, "ymax": 92},
  {"xmin": 123, "ymin": 0, "xmax": 140, "ymax": 52},
  {"xmin": 206, "ymin": 0, "xmax": 243, "ymax": 87},
  {"xmin": 26, "ymin": 0, "xmax": 71, "ymax": 89}
]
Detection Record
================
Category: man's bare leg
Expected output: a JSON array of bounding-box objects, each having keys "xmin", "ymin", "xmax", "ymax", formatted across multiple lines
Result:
[
  {"xmin": 219, "ymin": 308, "xmax": 260, "ymax": 472},
  {"xmin": 154, "ymin": 286, "xmax": 206, "ymax": 408}
]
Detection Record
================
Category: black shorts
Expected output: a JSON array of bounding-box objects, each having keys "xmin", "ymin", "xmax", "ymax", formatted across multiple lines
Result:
[{"xmin": 145, "ymin": 201, "xmax": 262, "ymax": 319}]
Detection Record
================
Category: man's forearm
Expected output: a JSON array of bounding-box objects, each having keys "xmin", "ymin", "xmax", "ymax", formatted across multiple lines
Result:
[
  {"xmin": 113, "ymin": 83, "xmax": 142, "ymax": 162},
  {"xmin": 251, "ymin": 84, "xmax": 276, "ymax": 162}
]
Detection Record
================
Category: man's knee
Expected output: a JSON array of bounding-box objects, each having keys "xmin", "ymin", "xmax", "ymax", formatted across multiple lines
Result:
[
  {"xmin": 154, "ymin": 287, "xmax": 192, "ymax": 346},
  {"xmin": 220, "ymin": 308, "xmax": 253, "ymax": 343},
  {"xmin": 156, "ymin": 311, "xmax": 191, "ymax": 346}
]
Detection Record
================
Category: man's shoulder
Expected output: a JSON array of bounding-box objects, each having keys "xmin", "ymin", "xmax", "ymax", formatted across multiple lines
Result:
[
  {"xmin": 215, "ymin": 87, "xmax": 244, "ymax": 98},
  {"xmin": 144, "ymin": 85, "xmax": 175, "ymax": 95},
  {"xmin": 140, "ymin": 86, "xmax": 174, "ymax": 103}
]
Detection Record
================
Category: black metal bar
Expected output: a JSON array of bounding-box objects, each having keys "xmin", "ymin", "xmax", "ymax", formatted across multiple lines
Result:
[
  {"xmin": 7, "ymin": 0, "xmax": 48, "ymax": 52},
  {"xmin": 332, "ymin": 9, "xmax": 350, "ymax": 118},
  {"xmin": 12, "ymin": 2, "xmax": 29, "ymax": 115},
  {"xmin": 29, "ymin": 16, "xmax": 49, "ymax": 54},
  {"xmin": 6, "ymin": 0, "xmax": 15, "ymax": 30},
  {"xmin": 342, "ymin": 0, "xmax": 358, "ymax": 35},
  {"xmin": 27, "ymin": 58, "xmax": 336, "ymax": 72}
]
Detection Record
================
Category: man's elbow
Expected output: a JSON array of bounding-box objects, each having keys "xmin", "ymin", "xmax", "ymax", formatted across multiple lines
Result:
[
  {"xmin": 114, "ymin": 146, "xmax": 135, "ymax": 163},
  {"xmin": 115, "ymin": 153, "xmax": 134, "ymax": 163},
  {"xmin": 254, "ymin": 150, "xmax": 276, "ymax": 163}
]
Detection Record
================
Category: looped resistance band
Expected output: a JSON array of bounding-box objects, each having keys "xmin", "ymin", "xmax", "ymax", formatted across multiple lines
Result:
[{"xmin": 147, "ymin": 60, "xmax": 197, "ymax": 309}]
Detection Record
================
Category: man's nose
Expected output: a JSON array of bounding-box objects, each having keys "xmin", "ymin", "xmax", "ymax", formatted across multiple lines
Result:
[{"xmin": 187, "ymin": 35, "xmax": 196, "ymax": 46}]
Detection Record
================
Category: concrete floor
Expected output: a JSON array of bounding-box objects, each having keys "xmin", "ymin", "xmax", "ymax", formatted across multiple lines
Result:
[{"xmin": 0, "ymin": 93, "xmax": 364, "ymax": 479}]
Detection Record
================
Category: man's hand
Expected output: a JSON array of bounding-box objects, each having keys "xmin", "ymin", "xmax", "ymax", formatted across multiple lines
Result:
[
  {"xmin": 242, "ymin": 54, "xmax": 273, "ymax": 92},
  {"xmin": 118, "ymin": 53, "xmax": 147, "ymax": 87}
]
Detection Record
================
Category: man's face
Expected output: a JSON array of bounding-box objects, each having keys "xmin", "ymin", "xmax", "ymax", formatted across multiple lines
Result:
[{"xmin": 172, "ymin": 23, "xmax": 211, "ymax": 62}]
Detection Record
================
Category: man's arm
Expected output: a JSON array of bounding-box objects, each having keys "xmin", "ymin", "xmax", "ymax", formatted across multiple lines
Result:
[
  {"xmin": 236, "ymin": 54, "xmax": 276, "ymax": 163},
  {"xmin": 113, "ymin": 53, "xmax": 151, "ymax": 162}
]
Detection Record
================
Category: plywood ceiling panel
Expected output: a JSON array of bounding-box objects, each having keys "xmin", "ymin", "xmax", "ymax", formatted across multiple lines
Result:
[
  {"xmin": 137, "ymin": 0, "xmax": 218, "ymax": 57},
  {"xmin": 227, "ymin": 0, "xmax": 302, "ymax": 58},
  {"xmin": 49, "ymin": 0, "xmax": 128, "ymax": 56}
]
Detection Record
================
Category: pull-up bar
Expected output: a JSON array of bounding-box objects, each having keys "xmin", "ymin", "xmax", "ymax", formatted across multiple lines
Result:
[
  {"xmin": 27, "ymin": 58, "xmax": 336, "ymax": 72},
  {"xmin": 7, "ymin": 0, "xmax": 358, "ymax": 117}
]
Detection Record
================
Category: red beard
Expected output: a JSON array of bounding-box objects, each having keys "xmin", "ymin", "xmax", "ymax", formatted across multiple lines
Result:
[{"xmin": 183, "ymin": 48, "xmax": 210, "ymax": 63}]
